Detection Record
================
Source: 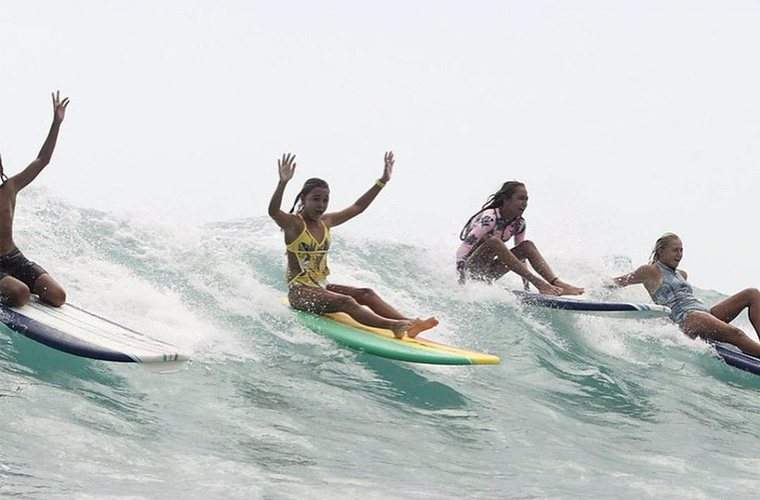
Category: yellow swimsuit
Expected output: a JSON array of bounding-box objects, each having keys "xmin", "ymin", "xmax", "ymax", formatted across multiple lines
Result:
[{"xmin": 286, "ymin": 216, "xmax": 331, "ymax": 288}]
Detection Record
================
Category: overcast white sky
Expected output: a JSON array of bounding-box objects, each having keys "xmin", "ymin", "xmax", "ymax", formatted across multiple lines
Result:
[{"xmin": 1, "ymin": 1, "xmax": 759, "ymax": 293}]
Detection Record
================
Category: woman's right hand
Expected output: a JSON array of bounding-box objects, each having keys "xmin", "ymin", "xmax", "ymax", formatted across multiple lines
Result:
[{"xmin": 278, "ymin": 153, "xmax": 296, "ymax": 182}]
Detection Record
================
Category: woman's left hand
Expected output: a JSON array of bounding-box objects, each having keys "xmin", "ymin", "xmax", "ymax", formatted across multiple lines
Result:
[
  {"xmin": 52, "ymin": 90, "xmax": 70, "ymax": 123},
  {"xmin": 381, "ymin": 151, "xmax": 394, "ymax": 183}
]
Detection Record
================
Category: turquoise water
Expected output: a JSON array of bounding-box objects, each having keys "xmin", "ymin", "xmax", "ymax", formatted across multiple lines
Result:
[{"xmin": 1, "ymin": 190, "xmax": 759, "ymax": 499}]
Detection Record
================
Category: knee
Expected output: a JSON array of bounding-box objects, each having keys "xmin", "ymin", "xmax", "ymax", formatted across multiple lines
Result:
[
  {"xmin": 353, "ymin": 288, "xmax": 377, "ymax": 303},
  {"xmin": 35, "ymin": 280, "xmax": 67, "ymax": 307},
  {"xmin": 335, "ymin": 295, "xmax": 360, "ymax": 311},
  {"xmin": 46, "ymin": 288, "xmax": 66, "ymax": 308},
  {"xmin": 515, "ymin": 239, "xmax": 536, "ymax": 252},
  {"xmin": 744, "ymin": 288, "xmax": 760, "ymax": 302},
  {"xmin": 4, "ymin": 283, "xmax": 30, "ymax": 307},
  {"xmin": 482, "ymin": 238, "xmax": 506, "ymax": 250}
]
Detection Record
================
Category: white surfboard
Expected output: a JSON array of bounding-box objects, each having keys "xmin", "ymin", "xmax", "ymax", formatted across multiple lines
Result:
[{"xmin": 0, "ymin": 297, "xmax": 188, "ymax": 363}]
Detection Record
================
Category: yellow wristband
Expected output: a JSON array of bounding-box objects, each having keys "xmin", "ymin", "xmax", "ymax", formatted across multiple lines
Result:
[{"xmin": 375, "ymin": 179, "xmax": 386, "ymax": 188}]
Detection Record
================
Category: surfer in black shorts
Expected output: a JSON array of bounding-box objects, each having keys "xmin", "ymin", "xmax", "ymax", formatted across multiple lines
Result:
[{"xmin": 0, "ymin": 91, "xmax": 69, "ymax": 307}]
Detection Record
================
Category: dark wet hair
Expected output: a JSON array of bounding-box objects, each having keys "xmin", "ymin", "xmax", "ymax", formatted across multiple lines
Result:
[
  {"xmin": 289, "ymin": 178, "xmax": 329, "ymax": 214},
  {"xmin": 649, "ymin": 232, "xmax": 680, "ymax": 264},
  {"xmin": 0, "ymin": 154, "xmax": 7, "ymax": 185},
  {"xmin": 459, "ymin": 181, "xmax": 526, "ymax": 241}
]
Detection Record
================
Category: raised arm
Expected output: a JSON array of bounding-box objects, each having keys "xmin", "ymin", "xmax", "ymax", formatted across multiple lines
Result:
[
  {"xmin": 268, "ymin": 153, "xmax": 301, "ymax": 231},
  {"xmin": 323, "ymin": 151, "xmax": 394, "ymax": 228},
  {"xmin": 12, "ymin": 91, "xmax": 70, "ymax": 192}
]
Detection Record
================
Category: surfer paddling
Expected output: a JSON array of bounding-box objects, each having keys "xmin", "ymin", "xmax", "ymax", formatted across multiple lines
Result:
[
  {"xmin": 0, "ymin": 91, "xmax": 69, "ymax": 307},
  {"xmin": 456, "ymin": 181, "xmax": 584, "ymax": 296},
  {"xmin": 268, "ymin": 152, "xmax": 438, "ymax": 339},
  {"xmin": 610, "ymin": 232, "xmax": 760, "ymax": 357}
]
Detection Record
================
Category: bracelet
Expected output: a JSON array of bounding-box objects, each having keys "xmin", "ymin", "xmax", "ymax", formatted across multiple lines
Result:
[
  {"xmin": 375, "ymin": 179, "xmax": 386, "ymax": 188},
  {"xmin": 549, "ymin": 276, "xmax": 560, "ymax": 285}
]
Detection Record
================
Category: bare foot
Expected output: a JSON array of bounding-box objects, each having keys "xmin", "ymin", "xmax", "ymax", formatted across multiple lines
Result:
[
  {"xmin": 405, "ymin": 317, "xmax": 439, "ymax": 339},
  {"xmin": 555, "ymin": 279, "xmax": 584, "ymax": 296},
  {"xmin": 537, "ymin": 283, "xmax": 562, "ymax": 296},
  {"xmin": 391, "ymin": 321, "xmax": 413, "ymax": 339}
]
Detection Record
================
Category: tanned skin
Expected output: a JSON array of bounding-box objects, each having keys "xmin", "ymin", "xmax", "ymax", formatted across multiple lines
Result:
[{"xmin": 0, "ymin": 91, "xmax": 69, "ymax": 307}]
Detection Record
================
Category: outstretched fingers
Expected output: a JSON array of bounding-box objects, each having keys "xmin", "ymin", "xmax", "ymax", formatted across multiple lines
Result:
[
  {"xmin": 278, "ymin": 153, "xmax": 296, "ymax": 182},
  {"xmin": 382, "ymin": 150, "xmax": 394, "ymax": 180}
]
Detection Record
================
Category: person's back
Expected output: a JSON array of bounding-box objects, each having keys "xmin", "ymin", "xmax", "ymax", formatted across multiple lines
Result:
[
  {"xmin": 0, "ymin": 91, "xmax": 69, "ymax": 308},
  {"xmin": 0, "ymin": 181, "xmax": 17, "ymax": 254}
]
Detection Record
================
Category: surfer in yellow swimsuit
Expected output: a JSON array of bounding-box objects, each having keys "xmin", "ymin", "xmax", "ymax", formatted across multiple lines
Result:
[{"xmin": 268, "ymin": 152, "xmax": 438, "ymax": 338}]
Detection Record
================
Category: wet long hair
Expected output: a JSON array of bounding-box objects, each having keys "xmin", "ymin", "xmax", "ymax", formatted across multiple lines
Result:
[
  {"xmin": 459, "ymin": 181, "xmax": 525, "ymax": 240},
  {"xmin": 0, "ymin": 154, "xmax": 7, "ymax": 186},
  {"xmin": 649, "ymin": 232, "xmax": 680, "ymax": 263},
  {"xmin": 289, "ymin": 178, "xmax": 329, "ymax": 214}
]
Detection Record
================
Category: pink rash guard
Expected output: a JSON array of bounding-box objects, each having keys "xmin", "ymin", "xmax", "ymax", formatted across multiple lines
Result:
[{"xmin": 456, "ymin": 208, "xmax": 526, "ymax": 273}]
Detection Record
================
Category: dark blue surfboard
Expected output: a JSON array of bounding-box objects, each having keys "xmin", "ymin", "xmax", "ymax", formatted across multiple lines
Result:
[
  {"xmin": 713, "ymin": 342, "xmax": 760, "ymax": 376},
  {"xmin": 513, "ymin": 291, "xmax": 671, "ymax": 319}
]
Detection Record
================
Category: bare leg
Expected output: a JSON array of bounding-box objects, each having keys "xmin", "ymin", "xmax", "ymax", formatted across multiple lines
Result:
[
  {"xmin": 289, "ymin": 286, "xmax": 437, "ymax": 338},
  {"xmin": 464, "ymin": 239, "xmax": 560, "ymax": 295},
  {"xmin": 682, "ymin": 310, "xmax": 760, "ymax": 357},
  {"xmin": 33, "ymin": 274, "xmax": 66, "ymax": 307},
  {"xmin": 464, "ymin": 241, "xmax": 511, "ymax": 282},
  {"xmin": 326, "ymin": 284, "xmax": 406, "ymax": 320},
  {"xmin": 511, "ymin": 241, "xmax": 584, "ymax": 296},
  {"xmin": 464, "ymin": 238, "xmax": 578, "ymax": 295},
  {"xmin": 710, "ymin": 288, "xmax": 760, "ymax": 339},
  {"xmin": 0, "ymin": 276, "xmax": 30, "ymax": 307}
]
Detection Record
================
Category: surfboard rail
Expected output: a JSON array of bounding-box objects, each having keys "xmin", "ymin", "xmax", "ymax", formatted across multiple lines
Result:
[
  {"xmin": 292, "ymin": 307, "xmax": 500, "ymax": 365},
  {"xmin": 0, "ymin": 298, "xmax": 188, "ymax": 363},
  {"xmin": 712, "ymin": 342, "xmax": 760, "ymax": 376},
  {"xmin": 512, "ymin": 290, "xmax": 671, "ymax": 319}
]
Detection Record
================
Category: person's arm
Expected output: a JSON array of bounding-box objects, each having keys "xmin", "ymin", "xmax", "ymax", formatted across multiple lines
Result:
[
  {"xmin": 12, "ymin": 91, "xmax": 70, "ymax": 192},
  {"xmin": 610, "ymin": 264, "xmax": 658, "ymax": 289},
  {"xmin": 268, "ymin": 153, "xmax": 301, "ymax": 232},
  {"xmin": 323, "ymin": 151, "xmax": 394, "ymax": 228}
]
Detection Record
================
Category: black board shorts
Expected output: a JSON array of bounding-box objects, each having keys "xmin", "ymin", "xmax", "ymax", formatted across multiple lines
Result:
[{"xmin": 0, "ymin": 248, "xmax": 47, "ymax": 290}]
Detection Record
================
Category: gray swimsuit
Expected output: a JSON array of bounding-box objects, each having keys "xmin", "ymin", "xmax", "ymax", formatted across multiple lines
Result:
[{"xmin": 650, "ymin": 261, "xmax": 709, "ymax": 325}]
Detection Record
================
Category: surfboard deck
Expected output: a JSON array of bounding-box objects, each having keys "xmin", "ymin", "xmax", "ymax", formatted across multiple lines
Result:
[
  {"xmin": 292, "ymin": 308, "xmax": 500, "ymax": 365},
  {"xmin": 513, "ymin": 290, "xmax": 671, "ymax": 319},
  {"xmin": 0, "ymin": 297, "xmax": 188, "ymax": 363}
]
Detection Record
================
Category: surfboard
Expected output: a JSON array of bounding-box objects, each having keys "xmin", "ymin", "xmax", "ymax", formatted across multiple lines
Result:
[
  {"xmin": 292, "ymin": 308, "xmax": 500, "ymax": 365},
  {"xmin": 0, "ymin": 297, "xmax": 188, "ymax": 363},
  {"xmin": 513, "ymin": 290, "xmax": 671, "ymax": 319},
  {"xmin": 713, "ymin": 342, "xmax": 760, "ymax": 376}
]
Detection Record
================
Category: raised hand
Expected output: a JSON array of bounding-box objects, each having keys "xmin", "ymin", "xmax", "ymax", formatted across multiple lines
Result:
[
  {"xmin": 381, "ymin": 151, "xmax": 394, "ymax": 183},
  {"xmin": 278, "ymin": 153, "xmax": 296, "ymax": 183},
  {"xmin": 51, "ymin": 90, "xmax": 70, "ymax": 123}
]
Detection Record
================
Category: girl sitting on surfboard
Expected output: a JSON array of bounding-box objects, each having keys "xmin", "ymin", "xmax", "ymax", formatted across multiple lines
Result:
[
  {"xmin": 456, "ymin": 181, "xmax": 584, "ymax": 296},
  {"xmin": 0, "ymin": 91, "xmax": 69, "ymax": 307},
  {"xmin": 268, "ymin": 152, "xmax": 438, "ymax": 339},
  {"xmin": 610, "ymin": 232, "xmax": 760, "ymax": 357}
]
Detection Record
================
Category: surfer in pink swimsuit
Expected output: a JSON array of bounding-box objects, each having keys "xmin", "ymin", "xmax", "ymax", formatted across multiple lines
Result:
[{"xmin": 456, "ymin": 181, "xmax": 584, "ymax": 296}]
